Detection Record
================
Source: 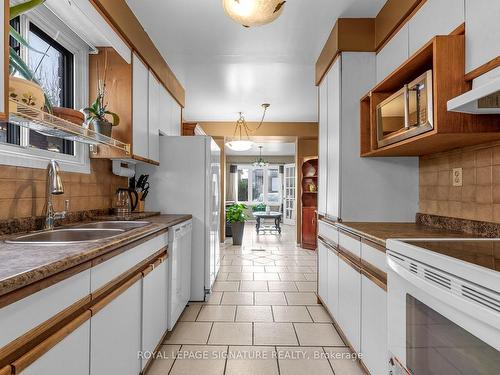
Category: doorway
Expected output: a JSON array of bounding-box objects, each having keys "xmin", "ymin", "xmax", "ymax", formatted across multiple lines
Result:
[{"xmin": 283, "ymin": 163, "xmax": 296, "ymax": 225}]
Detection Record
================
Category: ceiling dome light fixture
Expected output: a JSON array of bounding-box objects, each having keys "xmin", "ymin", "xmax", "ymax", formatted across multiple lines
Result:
[
  {"xmin": 222, "ymin": 0, "xmax": 286, "ymax": 28},
  {"xmin": 253, "ymin": 146, "xmax": 269, "ymax": 167},
  {"xmin": 225, "ymin": 103, "xmax": 270, "ymax": 152}
]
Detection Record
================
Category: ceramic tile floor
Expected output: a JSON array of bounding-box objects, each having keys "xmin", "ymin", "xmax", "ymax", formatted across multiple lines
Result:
[{"xmin": 147, "ymin": 224, "xmax": 365, "ymax": 375}]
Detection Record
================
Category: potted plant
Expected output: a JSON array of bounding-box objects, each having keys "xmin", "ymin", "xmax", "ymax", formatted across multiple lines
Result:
[
  {"xmin": 84, "ymin": 51, "xmax": 119, "ymax": 137},
  {"xmin": 226, "ymin": 203, "xmax": 248, "ymax": 245},
  {"xmin": 8, "ymin": 0, "xmax": 52, "ymax": 112}
]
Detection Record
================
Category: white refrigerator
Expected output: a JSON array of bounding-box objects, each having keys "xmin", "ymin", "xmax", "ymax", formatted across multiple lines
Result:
[{"xmin": 138, "ymin": 136, "xmax": 221, "ymax": 301}]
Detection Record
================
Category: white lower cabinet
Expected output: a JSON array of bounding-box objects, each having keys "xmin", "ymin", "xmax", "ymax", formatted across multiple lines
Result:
[
  {"xmin": 317, "ymin": 241, "xmax": 329, "ymax": 304},
  {"xmin": 16, "ymin": 316, "xmax": 91, "ymax": 375},
  {"xmin": 90, "ymin": 279, "xmax": 142, "ymax": 375},
  {"xmin": 142, "ymin": 260, "xmax": 168, "ymax": 369},
  {"xmin": 361, "ymin": 275, "xmax": 388, "ymax": 375},
  {"xmin": 338, "ymin": 255, "xmax": 362, "ymax": 353},
  {"xmin": 326, "ymin": 247, "xmax": 339, "ymax": 318}
]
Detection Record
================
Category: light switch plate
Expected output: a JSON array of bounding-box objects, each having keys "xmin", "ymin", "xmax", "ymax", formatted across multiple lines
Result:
[{"xmin": 452, "ymin": 168, "xmax": 463, "ymax": 187}]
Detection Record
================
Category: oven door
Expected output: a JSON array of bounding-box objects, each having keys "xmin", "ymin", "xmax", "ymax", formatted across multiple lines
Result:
[{"xmin": 387, "ymin": 251, "xmax": 500, "ymax": 375}]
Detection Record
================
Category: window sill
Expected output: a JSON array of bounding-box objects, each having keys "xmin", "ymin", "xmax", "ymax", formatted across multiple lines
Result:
[{"xmin": 0, "ymin": 143, "xmax": 90, "ymax": 173}]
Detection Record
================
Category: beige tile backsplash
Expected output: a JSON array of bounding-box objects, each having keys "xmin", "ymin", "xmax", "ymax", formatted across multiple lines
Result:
[
  {"xmin": 0, "ymin": 159, "xmax": 127, "ymax": 220},
  {"xmin": 420, "ymin": 141, "xmax": 500, "ymax": 223}
]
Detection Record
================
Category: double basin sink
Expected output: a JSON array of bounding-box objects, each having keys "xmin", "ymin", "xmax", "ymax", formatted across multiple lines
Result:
[{"xmin": 5, "ymin": 221, "xmax": 150, "ymax": 244}]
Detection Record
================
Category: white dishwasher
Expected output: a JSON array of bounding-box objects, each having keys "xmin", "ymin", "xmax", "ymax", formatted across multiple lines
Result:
[{"xmin": 167, "ymin": 219, "xmax": 192, "ymax": 330}]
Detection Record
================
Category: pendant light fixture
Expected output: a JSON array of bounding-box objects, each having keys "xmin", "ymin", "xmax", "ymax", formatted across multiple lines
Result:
[
  {"xmin": 253, "ymin": 146, "xmax": 269, "ymax": 168},
  {"xmin": 222, "ymin": 0, "xmax": 286, "ymax": 28},
  {"xmin": 225, "ymin": 103, "xmax": 270, "ymax": 152}
]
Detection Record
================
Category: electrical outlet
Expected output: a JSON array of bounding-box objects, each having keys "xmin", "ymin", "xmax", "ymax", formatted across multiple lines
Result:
[{"xmin": 452, "ymin": 168, "xmax": 463, "ymax": 187}]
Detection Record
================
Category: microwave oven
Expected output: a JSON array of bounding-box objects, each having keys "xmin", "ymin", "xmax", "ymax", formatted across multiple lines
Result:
[{"xmin": 376, "ymin": 70, "xmax": 434, "ymax": 148}]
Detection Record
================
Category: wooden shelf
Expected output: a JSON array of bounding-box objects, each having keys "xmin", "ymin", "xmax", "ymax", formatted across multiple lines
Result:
[{"xmin": 360, "ymin": 35, "xmax": 500, "ymax": 157}]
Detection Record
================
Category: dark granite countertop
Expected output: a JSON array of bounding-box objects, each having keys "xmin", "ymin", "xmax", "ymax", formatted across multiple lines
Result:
[
  {"xmin": 333, "ymin": 221, "xmax": 472, "ymax": 247},
  {"xmin": 0, "ymin": 214, "xmax": 191, "ymax": 298}
]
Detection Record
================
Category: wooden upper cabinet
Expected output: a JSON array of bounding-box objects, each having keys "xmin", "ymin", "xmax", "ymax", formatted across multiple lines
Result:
[{"xmin": 362, "ymin": 35, "xmax": 500, "ymax": 157}]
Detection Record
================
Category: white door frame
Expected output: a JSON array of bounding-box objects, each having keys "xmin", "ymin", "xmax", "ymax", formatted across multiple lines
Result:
[{"xmin": 283, "ymin": 163, "xmax": 296, "ymax": 225}]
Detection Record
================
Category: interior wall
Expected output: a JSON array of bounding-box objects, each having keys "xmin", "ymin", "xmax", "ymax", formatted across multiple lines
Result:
[
  {"xmin": 0, "ymin": 160, "xmax": 127, "ymax": 220},
  {"xmin": 296, "ymin": 139, "xmax": 319, "ymax": 244},
  {"xmin": 419, "ymin": 141, "xmax": 500, "ymax": 223}
]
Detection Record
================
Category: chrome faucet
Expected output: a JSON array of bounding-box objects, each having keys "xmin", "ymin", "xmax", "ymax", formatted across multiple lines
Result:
[{"xmin": 43, "ymin": 160, "xmax": 69, "ymax": 230}]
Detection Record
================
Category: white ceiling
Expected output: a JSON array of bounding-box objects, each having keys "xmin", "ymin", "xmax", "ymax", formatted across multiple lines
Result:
[
  {"xmin": 126, "ymin": 0, "xmax": 385, "ymax": 122},
  {"xmin": 225, "ymin": 142, "xmax": 296, "ymax": 156}
]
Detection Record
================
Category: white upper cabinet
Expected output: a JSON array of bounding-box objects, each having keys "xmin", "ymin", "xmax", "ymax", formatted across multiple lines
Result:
[
  {"xmin": 326, "ymin": 58, "xmax": 341, "ymax": 219},
  {"xmin": 376, "ymin": 24, "xmax": 409, "ymax": 84},
  {"xmin": 408, "ymin": 0, "xmax": 464, "ymax": 55},
  {"xmin": 465, "ymin": 0, "xmax": 500, "ymax": 74},
  {"xmin": 318, "ymin": 78, "xmax": 328, "ymax": 216},
  {"xmin": 158, "ymin": 86, "xmax": 181, "ymax": 137},
  {"xmin": 132, "ymin": 54, "xmax": 149, "ymax": 159},
  {"xmin": 148, "ymin": 71, "xmax": 161, "ymax": 163},
  {"xmin": 171, "ymin": 100, "xmax": 182, "ymax": 136},
  {"xmin": 159, "ymin": 85, "xmax": 172, "ymax": 136}
]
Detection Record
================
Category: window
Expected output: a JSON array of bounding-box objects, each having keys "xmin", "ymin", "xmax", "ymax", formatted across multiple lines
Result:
[
  {"xmin": 237, "ymin": 167, "xmax": 249, "ymax": 202},
  {"xmin": 236, "ymin": 165, "xmax": 283, "ymax": 205},
  {"xmin": 0, "ymin": 6, "xmax": 90, "ymax": 173},
  {"xmin": 6, "ymin": 19, "xmax": 75, "ymax": 155}
]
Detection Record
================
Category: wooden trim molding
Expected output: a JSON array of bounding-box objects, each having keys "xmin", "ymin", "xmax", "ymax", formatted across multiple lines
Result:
[
  {"xmin": 361, "ymin": 238, "xmax": 386, "ymax": 253},
  {"xmin": 12, "ymin": 311, "xmax": 91, "ymax": 373},
  {"xmin": 315, "ymin": 0, "xmax": 427, "ymax": 85},
  {"xmin": 339, "ymin": 228, "xmax": 361, "ymax": 242},
  {"xmin": 338, "ymin": 251, "xmax": 362, "ymax": 273},
  {"xmin": 464, "ymin": 56, "xmax": 500, "ymax": 82},
  {"xmin": 0, "ymin": 261, "xmax": 92, "ymax": 309},
  {"xmin": 132, "ymin": 154, "xmax": 160, "ymax": 166},
  {"xmin": 91, "ymin": 248, "xmax": 167, "ymax": 302},
  {"xmin": 375, "ymin": 0, "xmax": 426, "ymax": 50},
  {"xmin": 90, "ymin": 273, "xmax": 142, "ymax": 316},
  {"xmin": 315, "ymin": 18, "xmax": 375, "ymax": 85},
  {"xmin": 0, "ymin": 366, "xmax": 10, "ymax": 375},
  {"xmin": 0, "ymin": 296, "xmax": 91, "ymax": 368},
  {"xmin": 90, "ymin": 0, "xmax": 185, "ymax": 107}
]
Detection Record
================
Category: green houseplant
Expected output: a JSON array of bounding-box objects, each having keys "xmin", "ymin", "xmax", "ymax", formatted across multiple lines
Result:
[
  {"xmin": 226, "ymin": 203, "xmax": 248, "ymax": 245},
  {"xmin": 9, "ymin": 0, "xmax": 53, "ymax": 111},
  {"xmin": 84, "ymin": 51, "xmax": 120, "ymax": 137}
]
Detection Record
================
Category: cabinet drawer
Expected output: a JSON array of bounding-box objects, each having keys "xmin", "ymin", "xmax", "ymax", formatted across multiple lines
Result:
[
  {"xmin": 361, "ymin": 240, "xmax": 387, "ymax": 274},
  {"xmin": 318, "ymin": 220, "xmax": 338, "ymax": 245},
  {"xmin": 91, "ymin": 233, "xmax": 167, "ymax": 292},
  {"xmin": 0, "ymin": 268, "xmax": 90, "ymax": 348},
  {"xmin": 338, "ymin": 230, "xmax": 361, "ymax": 258}
]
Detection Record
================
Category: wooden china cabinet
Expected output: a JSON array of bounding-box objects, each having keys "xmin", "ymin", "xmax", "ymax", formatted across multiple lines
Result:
[{"xmin": 301, "ymin": 158, "xmax": 318, "ymax": 250}]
